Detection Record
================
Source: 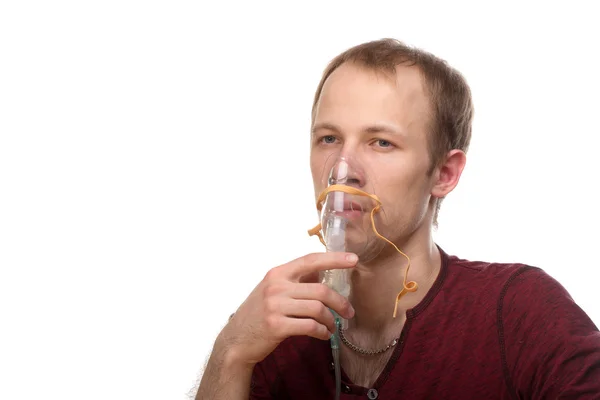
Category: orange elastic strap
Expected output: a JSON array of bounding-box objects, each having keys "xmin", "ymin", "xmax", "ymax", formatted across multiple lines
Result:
[{"xmin": 308, "ymin": 185, "xmax": 418, "ymax": 318}]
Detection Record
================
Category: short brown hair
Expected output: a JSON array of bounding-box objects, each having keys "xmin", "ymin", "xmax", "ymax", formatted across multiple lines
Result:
[{"xmin": 311, "ymin": 38, "xmax": 474, "ymax": 227}]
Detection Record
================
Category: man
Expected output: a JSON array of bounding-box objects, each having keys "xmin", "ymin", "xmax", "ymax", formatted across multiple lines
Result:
[{"xmin": 196, "ymin": 39, "xmax": 600, "ymax": 399}]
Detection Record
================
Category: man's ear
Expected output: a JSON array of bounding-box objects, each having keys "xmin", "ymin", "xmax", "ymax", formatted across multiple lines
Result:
[{"xmin": 431, "ymin": 149, "xmax": 467, "ymax": 198}]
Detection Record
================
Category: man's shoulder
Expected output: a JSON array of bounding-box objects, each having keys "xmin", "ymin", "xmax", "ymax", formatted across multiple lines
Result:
[
  {"xmin": 444, "ymin": 250, "xmax": 539, "ymax": 287},
  {"xmin": 439, "ymin": 249, "xmax": 561, "ymax": 306},
  {"xmin": 442, "ymin": 249, "xmax": 576, "ymax": 311}
]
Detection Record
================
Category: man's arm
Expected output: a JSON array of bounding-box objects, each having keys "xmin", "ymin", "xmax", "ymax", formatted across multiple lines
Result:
[
  {"xmin": 500, "ymin": 267, "xmax": 600, "ymax": 398},
  {"xmin": 195, "ymin": 335, "xmax": 254, "ymax": 400},
  {"xmin": 194, "ymin": 252, "xmax": 357, "ymax": 399}
]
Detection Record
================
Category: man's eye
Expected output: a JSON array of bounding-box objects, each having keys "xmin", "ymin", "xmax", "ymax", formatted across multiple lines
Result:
[
  {"xmin": 321, "ymin": 135, "xmax": 336, "ymax": 144},
  {"xmin": 376, "ymin": 139, "xmax": 392, "ymax": 148}
]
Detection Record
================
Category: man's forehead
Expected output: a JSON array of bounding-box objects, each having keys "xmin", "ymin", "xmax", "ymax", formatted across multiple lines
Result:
[
  {"xmin": 315, "ymin": 62, "xmax": 430, "ymax": 126},
  {"xmin": 322, "ymin": 62, "xmax": 425, "ymax": 96}
]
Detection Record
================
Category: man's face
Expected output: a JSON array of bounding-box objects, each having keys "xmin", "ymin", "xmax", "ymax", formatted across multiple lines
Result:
[{"xmin": 310, "ymin": 63, "xmax": 437, "ymax": 253}]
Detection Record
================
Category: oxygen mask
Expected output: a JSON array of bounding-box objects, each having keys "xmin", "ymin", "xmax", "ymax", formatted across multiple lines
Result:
[{"xmin": 308, "ymin": 155, "xmax": 418, "ymax": 319}]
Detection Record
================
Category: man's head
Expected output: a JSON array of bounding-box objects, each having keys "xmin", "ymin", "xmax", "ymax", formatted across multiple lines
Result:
[{"xmin": 310, "ymin": 39, "xmax": 473, "ymax": 251}]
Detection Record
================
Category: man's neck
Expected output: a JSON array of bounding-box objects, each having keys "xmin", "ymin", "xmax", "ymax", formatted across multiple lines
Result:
[{"xmin": 347, "ymin": 233, "xmax": 442, "ymax": 335}]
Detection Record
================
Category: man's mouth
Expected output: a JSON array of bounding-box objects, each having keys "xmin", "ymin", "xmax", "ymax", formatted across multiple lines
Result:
[{"xmin": 343, "ymin": 201, "xmax": 364, "ymax": 212}]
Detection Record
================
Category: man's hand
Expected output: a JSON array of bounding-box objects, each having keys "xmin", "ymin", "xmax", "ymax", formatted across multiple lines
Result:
[
  {"xmin": 219, "ymin": 251, "xmax": 357, "ymax": 366},
  {"xmin": 196, "ymin": 251, "xmax": 357, "ymax": 400}
]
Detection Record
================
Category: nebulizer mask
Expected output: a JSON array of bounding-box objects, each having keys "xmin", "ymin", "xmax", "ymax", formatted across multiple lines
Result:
[{"xmin": 307, "ymin": 155, "xmax": 418, "ymax": 400}]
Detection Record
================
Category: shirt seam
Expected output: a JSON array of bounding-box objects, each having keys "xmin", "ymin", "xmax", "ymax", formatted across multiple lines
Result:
[{"xmin": 497, "ymin": 265, "xmax": 538, "ymax": 400}]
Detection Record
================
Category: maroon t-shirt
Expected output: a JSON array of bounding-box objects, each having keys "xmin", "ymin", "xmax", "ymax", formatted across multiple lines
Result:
[{"xmin": 250, "ymin": 247, "xmax": 600, "ymax": 399}]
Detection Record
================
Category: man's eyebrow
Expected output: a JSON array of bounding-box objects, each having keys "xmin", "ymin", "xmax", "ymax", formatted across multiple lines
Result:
[
  {"xmin": 312, "ymin": 122, "xmax": 405, "ymax": 137},
  {"xmin": 311, "ymin": 122, "xmax": 340, "ymax": 135},
  {"xmin": 364, "ymin": 123, "xmax": 405, "ymax": 137}
]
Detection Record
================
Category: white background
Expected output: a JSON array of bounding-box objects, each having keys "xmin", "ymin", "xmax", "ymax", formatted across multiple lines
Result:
[{"xmin": 1, "ymin": 1, "xmax": 598, "ymax": 399}]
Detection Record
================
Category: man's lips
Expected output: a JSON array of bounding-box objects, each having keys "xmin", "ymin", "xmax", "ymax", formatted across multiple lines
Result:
[{"xmin": 343, "ymin": 201, "xmax": 364, "ymax": 211}]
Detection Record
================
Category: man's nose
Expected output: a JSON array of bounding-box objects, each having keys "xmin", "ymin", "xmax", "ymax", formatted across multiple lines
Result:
[{"xmin": 328, "ymin": 156, "xmax": 365, "ymax": 188}]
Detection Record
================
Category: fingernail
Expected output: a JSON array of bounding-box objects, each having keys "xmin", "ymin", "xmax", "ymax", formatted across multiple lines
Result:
[
  {"xmin": 346, "ymin": 253, "xmax": 358, "ymax": 263},
  {"xmin": 347, "ymin": 305, "xmax": 355, "ymax": 318}
]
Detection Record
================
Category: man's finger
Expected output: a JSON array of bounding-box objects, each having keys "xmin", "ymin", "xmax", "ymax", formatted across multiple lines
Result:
[
  {"xmin": 278, "ymin": 298, "xmax": 337, "ymax": 334},
  {"xmin": 286, "ymin": 252, "xmax": 358, "ymax": 281},
  {"xmin": 286, "ymin": 283, "xmax": 355, "ymax": 320},
  {"xmin": 279, "ymin": 318, "xmax": 332, "ymax": 341}
]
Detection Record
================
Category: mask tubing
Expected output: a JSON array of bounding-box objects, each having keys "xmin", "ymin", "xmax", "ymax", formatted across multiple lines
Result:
[{"xmin": 330, "ymin": 311, "xmax": 342, "ymax": 400}]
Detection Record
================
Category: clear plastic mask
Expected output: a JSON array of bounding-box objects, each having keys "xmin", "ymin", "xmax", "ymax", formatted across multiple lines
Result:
[
  {"xmin": 310, "ymin": 155, "xmax": 386, "ymax": 263},
  {"xmin": 308, "ymin": 155, "xmax": 418, "ymax": 319}
]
